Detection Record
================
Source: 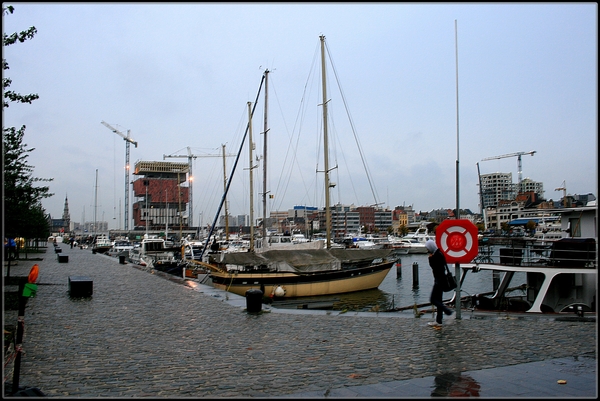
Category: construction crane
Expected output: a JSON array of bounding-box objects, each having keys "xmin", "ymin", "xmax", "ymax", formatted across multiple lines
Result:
[
  {"xmin": 555, "ymin": 180, "xmax": 568, "ymax": 207},
  {"xmin": 101, "ymin": 121, "xmax": 138, "ymax": 230},
  {"xmin": 163, "ymin": 147, "xmax": 235, "ymax": 227},
  {"xmin": 481, "ymin": 150, "xmax": 536, "ymax": 190}
]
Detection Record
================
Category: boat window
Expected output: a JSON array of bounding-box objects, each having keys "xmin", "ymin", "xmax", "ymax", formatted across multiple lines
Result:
[{"xmin": 146, "ymin": 242, "xmax": 163, "ymax": 252}]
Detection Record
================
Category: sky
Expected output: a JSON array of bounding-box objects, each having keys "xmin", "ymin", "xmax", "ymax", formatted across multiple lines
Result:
[{"xmin": 3, "ymin": 2, "xmax": 597, "ymax": 230}]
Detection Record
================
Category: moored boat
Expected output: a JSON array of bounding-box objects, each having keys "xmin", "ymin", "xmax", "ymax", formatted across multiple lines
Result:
[
  {"xmin": 197, "ymin": 36, "xmax": 397, "ymax": 299},
  {"xmin": 460, "ymin": 205, "xmax": 596, "ymax": 314},
  {"xmin": 397, "ymin": 238, "xmax": 428, "ymax": 254},
  {"xmin": 206, "ymin": 248, "xmax": 396, "ymax": 298},
  {"xmin": 128, "ymin": 234, "xmax": 181, "ymax": 272},
  {"xmin": 107, "ymin": 238, "xmax": 134, "ymax": 257},
  {"xmin": 92, "ymin": 234, "xmax": 112, "ymax": 254}
]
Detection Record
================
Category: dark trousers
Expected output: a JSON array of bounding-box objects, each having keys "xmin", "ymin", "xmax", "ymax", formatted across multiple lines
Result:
[{"xmin": 430, "ymin": 282, "xmax": 452, "ymax": 324}]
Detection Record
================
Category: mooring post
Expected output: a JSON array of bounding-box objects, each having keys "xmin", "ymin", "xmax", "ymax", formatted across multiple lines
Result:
[{"xmin": 412, "ymin": 261, "xmax": 419, "ymax": 288}]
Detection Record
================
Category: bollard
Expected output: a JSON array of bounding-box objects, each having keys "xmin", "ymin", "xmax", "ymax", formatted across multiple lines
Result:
[
  {"xmin": 69, "ymin": 276, "xmax": 93, "ymax": 298},
  {"xmin": 119, "ymin": 255, "xmax": 126, "ymax": 264},
  {"xmin": 412, "ymin": 262, "xmax": 419, "ymax": 288},
  {"xmin": 245, "ymin": 289, "xmax": 263, "ymax": 313},
  {"xmin": 396, "ymin": 259, "xmax": 402, "ymax": 278}
]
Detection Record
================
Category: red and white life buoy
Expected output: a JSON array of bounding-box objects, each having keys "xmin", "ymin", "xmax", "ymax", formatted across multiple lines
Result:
[{"xmin": 436, "ymin": 219, "xmax": 479, "ymax": 263}]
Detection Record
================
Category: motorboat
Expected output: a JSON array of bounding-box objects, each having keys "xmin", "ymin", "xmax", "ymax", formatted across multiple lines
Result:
[
  {"xmin": 92, "ymin": 234, "xmax": 112, "ymax": 254},
  {"xmin": 107, "ymin": 238, "xmax": 134, "ymax": 257},
  {"xmin": 397, "ymin": 238, "xmax": 428, "ymax": 254},
  {"xmin": 128, "ymin": 235, "xmax": 181, "ymax": 274}
]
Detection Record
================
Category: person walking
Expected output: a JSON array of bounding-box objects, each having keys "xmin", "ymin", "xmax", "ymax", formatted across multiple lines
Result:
[{"xmin": 425, "ymin": 239, "xmax": 453, "ymax": 327}]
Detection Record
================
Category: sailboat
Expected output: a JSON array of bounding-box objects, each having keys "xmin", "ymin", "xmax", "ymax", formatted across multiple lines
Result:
[
  {"xmin": 91, "ymin": 169, "xmax": 112, "ymax": 254},
  {"xmin": 200, "ymin": 36, "xmax": 397, "ymax": 298}
]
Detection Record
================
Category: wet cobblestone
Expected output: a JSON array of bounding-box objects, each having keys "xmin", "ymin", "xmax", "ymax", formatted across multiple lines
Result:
[{"xmin": 3, "ymin": 247, "xmax": 597, "ymax": 398}]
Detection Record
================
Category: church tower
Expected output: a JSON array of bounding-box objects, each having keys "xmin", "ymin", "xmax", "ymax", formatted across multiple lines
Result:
[{"xmin": 62, "ymin": 194, "xmax": 71, "ymax": 233}]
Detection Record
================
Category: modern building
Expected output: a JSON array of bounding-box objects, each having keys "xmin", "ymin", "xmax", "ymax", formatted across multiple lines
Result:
[
  {"xmin": 480, "ymin": 172, "xmax": 515, "ymax": 209},
  {"xmin": 131, "ymin": 161, "xmax": 190, "ymax": 230},
  {"xmin": 520, "ymin": 177, "xmax": 544, "ymax": 198}
]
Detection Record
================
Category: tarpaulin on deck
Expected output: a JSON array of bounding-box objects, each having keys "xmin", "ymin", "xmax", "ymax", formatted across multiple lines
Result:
[{"xmin": 212, "ymin": 248, "xmax": 392, "ymax": 273}]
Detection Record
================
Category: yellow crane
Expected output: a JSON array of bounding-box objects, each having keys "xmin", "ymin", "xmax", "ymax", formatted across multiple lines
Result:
[
  {"xmin": 555, "ymin": 180, "xmax": 568, "ymax": 207},
  {"xmin": 481, "ymin": 150, "xmax": 536, "ymax": 190},
  {"xmin": 101, "ymin": 121, "xmax": 138, "ymax": 230},
  {"xmin": 163, "ymin": 146, "xmax": 235, "ymax": 227}
]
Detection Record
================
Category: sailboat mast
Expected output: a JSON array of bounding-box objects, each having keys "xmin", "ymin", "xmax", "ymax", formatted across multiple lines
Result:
[
  {"xmin": 262, "ymin": 69, "xmax": 269, "ymax": 244},
  {"xmin": 248, "ymin": 101, "xmax": 255, "ymax": 252},
  {"xmin": 198, "ymin": 74, "xmax": 265, "ymax": 260},
  {"xmin": 320, "ymin": 35, "xmax": 331, "ymax": 249},
  {"xmin": 94, "ymin": 169, "xmax": 98, "ymax": 237},
  {"xmin": 222, "ymin": 144, "xmax": 229, "ymax": 241}
]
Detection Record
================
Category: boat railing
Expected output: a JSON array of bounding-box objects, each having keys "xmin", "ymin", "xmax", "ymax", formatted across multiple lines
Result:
[{"xmin": 473, "ymin": 238, "xmax": 597, "ymax": 269}]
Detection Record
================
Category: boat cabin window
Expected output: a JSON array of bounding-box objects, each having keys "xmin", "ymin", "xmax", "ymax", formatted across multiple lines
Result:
[{"xmin": 145, "ymin": 242, "xmax": 164, "ymax": 252}]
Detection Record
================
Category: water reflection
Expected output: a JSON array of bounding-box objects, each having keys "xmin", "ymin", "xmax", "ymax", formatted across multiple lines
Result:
[
  {"xmin": 431, "ymin": 372, "xmax": 481, "ymax": 397},
  {"xmin": 272, "ymin": 288, "xmax": 394, "ymax": 312}
]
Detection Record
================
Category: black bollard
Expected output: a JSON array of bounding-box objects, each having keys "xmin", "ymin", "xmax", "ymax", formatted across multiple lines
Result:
[
  {"xmin": 396, "ymin": 259, "xmax": 402, "ymax": 278},
  {"xmin": 412, "ymin": 262, "xmax": 419, "ymax": 288},
  {"xmin": 245, "ymin": 289, "xmax": 263, "ymax": 313}
]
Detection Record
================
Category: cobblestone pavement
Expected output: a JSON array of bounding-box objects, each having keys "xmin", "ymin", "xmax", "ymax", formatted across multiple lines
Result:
[{"xmin": 3, "ymin": 246, "xmax": 597, "ymax": 398}]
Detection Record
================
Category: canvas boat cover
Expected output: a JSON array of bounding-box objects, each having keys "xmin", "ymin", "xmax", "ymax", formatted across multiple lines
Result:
[{"xmin": 210, "ymin": 248, "xmax": 393, "ymax": 273}]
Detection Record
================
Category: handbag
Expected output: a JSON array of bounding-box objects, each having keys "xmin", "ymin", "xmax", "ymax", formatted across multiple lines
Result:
[{"xmin": 442, "ymin": 264, "xmax": 457, "ymax": 292}]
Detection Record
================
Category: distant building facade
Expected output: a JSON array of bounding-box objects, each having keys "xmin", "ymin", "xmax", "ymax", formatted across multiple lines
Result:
[{"xmin": 131, "ymin": 161, "xmax": 190, "ymax": 230}]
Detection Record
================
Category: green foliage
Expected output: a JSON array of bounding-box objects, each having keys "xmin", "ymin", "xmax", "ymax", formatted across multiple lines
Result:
[
  {"xmin": 3, "ymin": 6, "xmax": 52, "ymax": 239},
  {"xmin": 3, "ymin": 5, "xmax": 39, "ymax": 109},
  {"xmin": 3, "ymin": 126, "xmax": 53, "ymax": 238},
  {"xmin": 398, "ymin": 224, "xmax": 409, "ymax": 236}
]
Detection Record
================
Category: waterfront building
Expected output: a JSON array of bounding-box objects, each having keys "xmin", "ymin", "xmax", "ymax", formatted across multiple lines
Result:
[
  {"xmin": 131, "ymin": 161, "xmax": 189, "ymax": 230},
  {"xmin": 480, "ymin": 172, "xmax": 516, "ymax": 208},
  {"xmin": 520, "ymin": 177, "xmax": 544, "ymax": 198}
]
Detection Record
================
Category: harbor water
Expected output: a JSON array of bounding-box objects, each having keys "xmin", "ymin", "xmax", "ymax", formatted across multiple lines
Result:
[{"xmin": 272, "ymin": 246, "xmax": 528, "ymax": 312}]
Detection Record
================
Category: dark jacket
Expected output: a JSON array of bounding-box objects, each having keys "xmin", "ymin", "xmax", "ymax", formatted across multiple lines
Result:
[{"xmin": 428, "ymin": 249, "xmax": 447, "ymax": 284}]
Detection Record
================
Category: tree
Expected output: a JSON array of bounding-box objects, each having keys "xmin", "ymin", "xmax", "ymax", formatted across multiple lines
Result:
[
  {"xmin": 3, "ymin": 6, "xmax": 39, "ymax": 108},
  {"xmin": 3, "ymin": 5, "xmax": 53, "ymax": 240}
]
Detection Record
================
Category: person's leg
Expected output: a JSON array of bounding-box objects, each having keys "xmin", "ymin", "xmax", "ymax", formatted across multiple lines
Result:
[{"xmin": 430, "ymin": 284, "xmax": 445, "ymax": 324}]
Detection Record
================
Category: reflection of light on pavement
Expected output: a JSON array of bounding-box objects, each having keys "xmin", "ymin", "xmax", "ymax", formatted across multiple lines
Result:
[
  {"xmin": 431, "ymin": 372, "xmax": 481, "ymax": 397},
  {"xmin": 185, "ymin": 281, "xmax": 199, "ymax": 289}
]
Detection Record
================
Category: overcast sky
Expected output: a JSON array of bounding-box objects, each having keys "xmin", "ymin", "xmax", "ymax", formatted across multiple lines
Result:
[{"xmin": 3, "ymin": 2, "xmax": 597, "ymax": 230}]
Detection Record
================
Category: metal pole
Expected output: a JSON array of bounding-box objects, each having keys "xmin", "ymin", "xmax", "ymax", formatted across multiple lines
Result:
[
  {"xmin": 454, "ymin": 19, "xmax": 462, "ymax": 319},
  {"xmin": 11, "ymin": 286, "xmax": 27, "ymax": 394}
]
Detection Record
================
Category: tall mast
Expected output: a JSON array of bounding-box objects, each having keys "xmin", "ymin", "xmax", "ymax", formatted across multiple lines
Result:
[
  {"xmin": 248, "ymin": 101, "xmax": 255, "ymax": 252},
  {"xmin": 222, "ymin": 144, "xmax": 229, "ymax": 241},
  {"xmin": 94, "ymin": 169, "xmax": 98, "ymax": 237},
  {"xmin": 320, "ymin": 35, "xmax": 331, "ymax": 249},
  {"xmin": 262, "ymin": 69, "xmax": 269, "ymax": 244}
]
